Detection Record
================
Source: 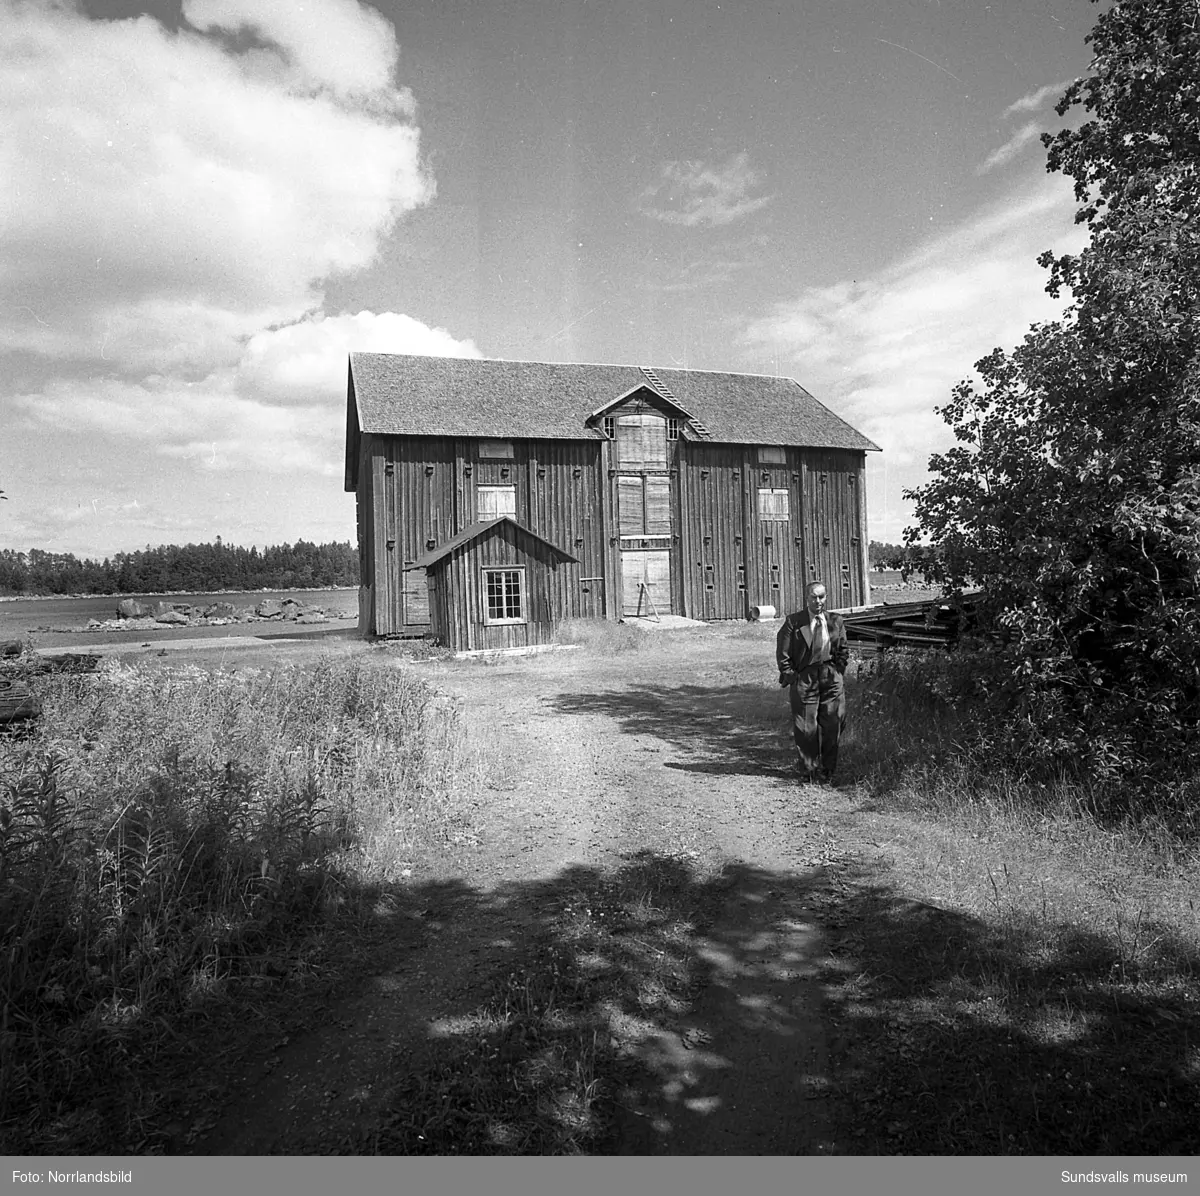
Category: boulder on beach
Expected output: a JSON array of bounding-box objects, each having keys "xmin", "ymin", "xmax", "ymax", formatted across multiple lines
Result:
[
  {"xmin": 204, "ymin": 601, "xmax": 237, "ymax": 619},
  {"xmin": 154, "ymin": 609, "xmax": 190, "ymax": 625},
  {"xmin": 255, "ymin": 599, "xmax": 284, "ymax": 619},
  {"xmin": 296, "ymin": 612, "xmax": 326, "ymax": 624},
  {"xmin": 116, "ymin": 599, "xmax": 149, "ymax": 619},
  {"xmin": 281, "ymin": 599, "xmax": 306, "ymax": 620}
]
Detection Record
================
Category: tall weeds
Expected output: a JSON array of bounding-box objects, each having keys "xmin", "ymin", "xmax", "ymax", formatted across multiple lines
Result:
[
  {"xmin": 848, "ymin": 647, "xmax": 1200, "ymax": 839},
  {"xmin": 0, "ymin": 655, "xmax": 472, "ymax": 1151}
]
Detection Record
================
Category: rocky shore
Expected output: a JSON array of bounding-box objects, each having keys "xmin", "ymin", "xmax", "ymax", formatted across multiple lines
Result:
[{"xmin": 31, "ymin": 596, "xmax": 355, "ymax": 635}]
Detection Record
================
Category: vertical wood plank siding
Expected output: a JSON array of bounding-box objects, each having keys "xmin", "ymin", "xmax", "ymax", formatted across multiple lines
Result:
[
  {"xmin": 681, "ymin": 443, "xmax": 748, "ymax": 620},
  {"xmin": 526, "ymin": 439, "xmax": 606, "ymax": 621},
  {"xmin": 369, "ymin": 438, "xmax": 394, "ymax": 634},
  {"xmin": 803, "ymin": 449, "xmax": 868, "ymax": 608},
  {"xmin": 748, "ymin": 452, "xmax": 803, "ymax": 615},
  {"xmin": 356, "ymin": 434, "xmax": 375, "ymax": 633},
  {"xmin": 361, "ymin": 428, "xmax": 869, "ymax": 636},
  {"xmin": 429, "ymin": 521, "xmax": 557, "ymax": 651}
]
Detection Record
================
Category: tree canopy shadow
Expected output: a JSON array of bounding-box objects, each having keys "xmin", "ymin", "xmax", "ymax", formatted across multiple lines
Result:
[
  {"xmin": 551, "ymin": 683, "xmax": 796, "ymax": 779},
  {"xmin": 178, "ymin": 848, "xmax": 1200, "ymax": 1156}
]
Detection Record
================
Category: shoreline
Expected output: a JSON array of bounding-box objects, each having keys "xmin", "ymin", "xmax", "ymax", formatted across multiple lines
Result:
[{"xmin": 0, "ymin": 586, "xmax": 358, "ymax": 604}]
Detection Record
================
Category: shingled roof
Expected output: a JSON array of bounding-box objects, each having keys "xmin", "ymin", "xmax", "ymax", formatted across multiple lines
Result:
[
  {"xmin": 348, "ymin": 353, "xmax": 880, "ymax": 451},
  {"xmin": 407, "ymin": 517, "xmax": 579, "ymax": 570}
]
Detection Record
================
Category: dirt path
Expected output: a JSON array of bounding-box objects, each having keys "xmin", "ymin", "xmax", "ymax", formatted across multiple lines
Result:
[{"xmin": 196, "ymin": 630, "xmax": 853, "ymax": 1154}]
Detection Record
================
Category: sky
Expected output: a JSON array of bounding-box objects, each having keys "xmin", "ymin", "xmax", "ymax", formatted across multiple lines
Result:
[{"xmin": 1, "ymin": 0, "xmax": 1103, "ymax": 560}]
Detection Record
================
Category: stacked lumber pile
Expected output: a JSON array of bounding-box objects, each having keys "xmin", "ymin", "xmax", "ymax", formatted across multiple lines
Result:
[{"xmin": 842, "ymin": 593, "xmax": 979, "ymax": 650}]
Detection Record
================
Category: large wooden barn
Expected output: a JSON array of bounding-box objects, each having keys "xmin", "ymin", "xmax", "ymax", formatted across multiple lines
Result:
[{"xmin": 344, "ymin": 353, "xmax": 880, "ymax": 639}]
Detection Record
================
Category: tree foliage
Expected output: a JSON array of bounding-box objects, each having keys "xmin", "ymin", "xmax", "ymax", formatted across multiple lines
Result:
[
  {"xmin": 0, "ymin": 539, "xmax": 359, "ymax": 596},
  {"xmin": 905, "ymin": 0, "xmax": 1200, "ymax": 788}
]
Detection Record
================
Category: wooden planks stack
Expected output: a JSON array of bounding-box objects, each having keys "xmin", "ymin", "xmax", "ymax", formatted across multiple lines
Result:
[{"xmin": 841, "ymin": 593, "xmax": 979, "ymax": 651}]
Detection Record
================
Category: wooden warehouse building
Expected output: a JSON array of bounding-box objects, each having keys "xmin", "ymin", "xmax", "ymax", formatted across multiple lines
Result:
[{"xmin": 345, "ymin": 353, "xmax": 880, "ymax": 639}]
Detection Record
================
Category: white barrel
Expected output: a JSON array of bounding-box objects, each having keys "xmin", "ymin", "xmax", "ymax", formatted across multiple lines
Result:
[{"xmin": 749, "ymin": 604, "xmax": 777, "ymax": 622}]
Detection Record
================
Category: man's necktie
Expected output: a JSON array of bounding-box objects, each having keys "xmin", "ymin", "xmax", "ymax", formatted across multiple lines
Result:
[{"xmin": 812, "ymin": 614, "xmax": 825, "ymax": 662}]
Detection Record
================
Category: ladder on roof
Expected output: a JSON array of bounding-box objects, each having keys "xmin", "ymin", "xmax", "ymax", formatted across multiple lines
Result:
[{"xmin": 640, "ymin": 366, "xmax": 711, "ymax": 439}]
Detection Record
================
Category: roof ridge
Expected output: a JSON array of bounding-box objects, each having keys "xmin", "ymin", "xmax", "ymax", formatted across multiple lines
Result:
[{"xmin": 349, "ymin": 350, "xmax": 799, "ymax": 382}]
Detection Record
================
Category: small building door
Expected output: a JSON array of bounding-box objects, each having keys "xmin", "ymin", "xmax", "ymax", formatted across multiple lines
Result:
[
  {"xmin": 403, "ymin": 567, "xmax": 430, "ymax": 624},
  {"xmin": 621, "ymin": 550, "xmax": 670, "ymax": 616}
]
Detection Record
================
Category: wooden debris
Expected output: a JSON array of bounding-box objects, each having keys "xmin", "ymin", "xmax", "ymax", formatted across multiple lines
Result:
[{"xmin": 842, "ymin": 593, "xmax": 980, "ymax": 651}]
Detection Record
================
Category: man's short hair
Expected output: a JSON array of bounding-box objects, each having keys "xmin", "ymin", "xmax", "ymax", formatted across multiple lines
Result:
[{"xmin": 805, "ymin": 581, "xmax": 826, "ymax": 596}]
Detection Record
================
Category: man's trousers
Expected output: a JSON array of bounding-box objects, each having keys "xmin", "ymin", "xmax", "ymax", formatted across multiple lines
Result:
[{"xmin": 789, "ymin": 662, "xmax": 846, "ymax": 777}]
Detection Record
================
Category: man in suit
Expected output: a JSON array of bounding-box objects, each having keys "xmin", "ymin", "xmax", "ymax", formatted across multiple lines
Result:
[{"xmin": 776, "ymin": 581, "xmax": 851, "ymax": 783}]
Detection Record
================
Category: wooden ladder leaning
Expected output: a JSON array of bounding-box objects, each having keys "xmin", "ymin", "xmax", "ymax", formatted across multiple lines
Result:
[{"xmin": 637, "ymin": 582, "xmax": 662, "ymax": 622}]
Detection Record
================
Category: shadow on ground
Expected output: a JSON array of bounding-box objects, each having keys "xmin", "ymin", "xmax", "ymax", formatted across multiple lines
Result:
[
  {"xmin": 552, "ymin": 683, "xmax": 797, "ymax": 778},
  {"xmin": 170, "ymin": 846, "xmax": 1200, "ymax": 1156}
]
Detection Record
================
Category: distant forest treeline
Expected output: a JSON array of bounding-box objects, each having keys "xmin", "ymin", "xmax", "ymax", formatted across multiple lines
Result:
[
  {"xmin": 0, "ymin": 539, "xmax": 359, "ymax": 596},
  {"xmin": 868, "ymin": 541, "xmax": 936, "ymax": 573}
]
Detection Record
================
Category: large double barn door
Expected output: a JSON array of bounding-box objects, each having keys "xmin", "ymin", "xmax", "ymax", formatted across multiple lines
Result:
[
  {"xmin": 617, "ymin": 472, "xmax": 673, "ymax": 616},
  {"xmin": 621, "ymin": 550, "xmax": 670, "ymax": 616}
]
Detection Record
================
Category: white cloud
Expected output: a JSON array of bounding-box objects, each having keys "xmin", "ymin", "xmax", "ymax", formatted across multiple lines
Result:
[
  {"xmin": 742, "ymin": 170, "xmax": 1089, "ymax": 533},
  {"xmin": 978, "ymin": 121, "xmax": 1044, "ymax": 174},
  {"xmin": 14, "ymin": 311, "xmax": 481, "ymax": 475},
  {"xmin": 186, "ymin": 0, "xmax": 406, "ymax": 103},
  {"xmin": 0, "ymin": 2, "xmax": 477, "ymax": 557},
  {"xmin": 238, "ymin": 311, "xmax": 482, "ymax": 404},
  {"xmin": 1004, "ymin": 81, "xmax": 1072, "ymax": 117},
  {"xmin": 0, "ymin": 0, "xmax": 433, "ymax": 372},
  {"xmin": 638, "ymin": 153, "xmax": 773, "ymax": 228}
]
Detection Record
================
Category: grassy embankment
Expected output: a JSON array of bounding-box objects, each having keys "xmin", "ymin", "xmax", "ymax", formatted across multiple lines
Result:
[
  {"xmin": 821, "ymin": 647, "xmax": 1200, "ymax": 1153},
  {"xmin": 0, "ymin": 652, "xmax": 475, "ymax": 1153}
]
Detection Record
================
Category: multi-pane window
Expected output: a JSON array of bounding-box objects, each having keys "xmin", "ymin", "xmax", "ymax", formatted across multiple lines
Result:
[
  {"xmin": 758, "ymin": 445, "xmax": 786, "ymax": 464},
  {"xmin": 477, "ymin": 485, "xmax": 516, "ymax": 519},
  {"xmin": 603, "ymin": 416, "xmax": 615, "ymax": 440},
  {"xmin": 478, "ymin": 440, "xmax": 514, "ymax": 459},
  {"xmin": 666, "ymin": 417, "xmax": 680, "ymax": 441},
  {"xmin": 758, "ymin": 488, "xmax": 790, "ymax": 521},
  {"xmin": 483, "ymin": 568, "xmax": 525, "ymax": 624}
]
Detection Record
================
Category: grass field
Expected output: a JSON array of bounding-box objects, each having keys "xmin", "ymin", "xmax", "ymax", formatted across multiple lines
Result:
[{"xmin": 0, "ymin": 650, "xmax": 474, "ymax": 1152}]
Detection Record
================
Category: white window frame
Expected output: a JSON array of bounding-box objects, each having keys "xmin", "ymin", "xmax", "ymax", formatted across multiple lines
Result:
[
  {"xmin": 478, "ymin": 439, "xmax": 514, "ymax": 459},
  {"xmin": 482, "ymin": 566, "xmax": 526, "ymax": 625},
  {"xmin": 477, "ymin": 484, "xmax": 517, "ymax": 519},
  {"xmin": 758, "ymin": 487, "xmax": 790, "ymax": 521}
]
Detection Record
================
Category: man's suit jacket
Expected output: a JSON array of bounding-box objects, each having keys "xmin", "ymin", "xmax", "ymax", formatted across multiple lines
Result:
[{"xmin": 776, "ymin": 610, "xmax": 851, "ymax": 687}]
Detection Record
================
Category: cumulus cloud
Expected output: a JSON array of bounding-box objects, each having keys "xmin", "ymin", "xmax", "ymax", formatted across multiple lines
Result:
[
  {"xmin": 0, "ymin": 1, "xmax": 483, "ymax": 555},
  {"xmin": 977, "ymin": 120, "xmax": 1044, "ymax": 174},
  {"xmin": 638, "ymin": 153, "xmax": 773, "ymax": 228},
  {"xmin": 14, "ymin": 311, "xmax": 481, "ymax": 475},
  {"xmin": 237, "ymin": 311, "xmax": 482, "ymax": 405},
  {"xmin": 186, "ymin": 0, "xmax": 406, "ymax": 103},
  {"xmin": 742, "ymin": 171, "xmax": 1088, "ymax": 484},
  {"xmin": 0, "ymin": 0, "xmax": 433, "ymax": 372}
]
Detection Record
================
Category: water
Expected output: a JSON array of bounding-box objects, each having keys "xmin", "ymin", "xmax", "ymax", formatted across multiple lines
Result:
[{"xmin": 0, "ymin": 588, "xmax": 357, "ymax": 640}]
